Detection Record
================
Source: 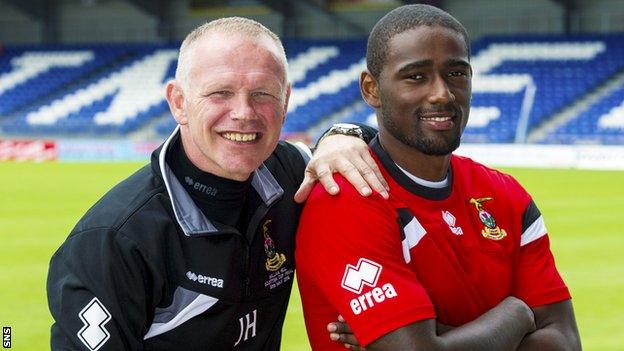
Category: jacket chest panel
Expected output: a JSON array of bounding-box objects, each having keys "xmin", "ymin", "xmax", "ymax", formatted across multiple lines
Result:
[
  {"xmin": 173, "ymin": 206, "xmax": 298, "ymax": 301},
  {"xmin": 145, "ymin": 287, "xmax": 291, "ymax": 351}
]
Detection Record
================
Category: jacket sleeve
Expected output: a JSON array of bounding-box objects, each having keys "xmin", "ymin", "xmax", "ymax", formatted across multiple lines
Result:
[
  {"xmin": 47, "ymin": 227, "xmax": 156, "ymax": 350},
  {"xmin": 353, "ymin": 122, "xmax": 378, "ymax": 144}
]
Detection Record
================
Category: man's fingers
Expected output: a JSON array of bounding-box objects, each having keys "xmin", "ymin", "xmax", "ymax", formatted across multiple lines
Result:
[
  {"xmin": 328, "ymin": 317, "xmax": 365, "ymax": 350},
  {"xmin": 328, "ymin": 332, "xmax": 360, "ymax": 346},
  {"xmin": 315, "ymin": 164, "xmax": 341, "ymax": 196},
  {"xmin": 351, "ymin": 154, "xmax": 389, "ymax": 199},
  {"xmin": 332, "ymin": 158, "xmax": 373, "ymax": 197},
  {"xmin": 327, "ymin": 321, "xmax": 352, "ymax": 334},
  {"xmin": 294, "ymin": 177, "xmax": 314, "ymax": 203},
  {"xmin": 310, "ymin": 133, "xmax": 385, "ymax": 198},
  {"xmin": 361, "ymin": 151, "xmax": 389, "ymax": 192},
  {"xmin": 294, "ymin": 161, "xmax": 340, "ymax": 203}
]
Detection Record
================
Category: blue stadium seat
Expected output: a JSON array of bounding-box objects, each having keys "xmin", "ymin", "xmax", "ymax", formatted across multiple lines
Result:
[{"xmin": 0, "ymin": 35, "xmax": 622, "ymax": 145}]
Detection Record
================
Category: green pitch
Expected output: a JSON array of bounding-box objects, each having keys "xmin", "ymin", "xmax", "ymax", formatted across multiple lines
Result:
[{"xmin": 0, "ymin": 162, "xmax": 622, "ymax": 350}]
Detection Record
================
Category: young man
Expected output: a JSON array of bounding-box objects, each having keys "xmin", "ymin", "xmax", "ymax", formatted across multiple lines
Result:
[
  {"xmin": 47, "ymin": 17, "xmax": 385, "ymax": 350},
  {"xmin": 297, "ymin": 5, "xmax": 581, "ymax": 350}
]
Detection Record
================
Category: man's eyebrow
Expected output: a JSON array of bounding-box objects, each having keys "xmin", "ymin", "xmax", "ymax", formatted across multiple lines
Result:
[
  {"xmin": 199, "ymin": 82, "xmax": 229, "ymax": 91},
  {"xmin": 397, "ymin": 60, "xmax": 433, "ymax": 74},
  {"xmin": 446, "ymin": 58, "xmax": 471, "ymax": 68}
]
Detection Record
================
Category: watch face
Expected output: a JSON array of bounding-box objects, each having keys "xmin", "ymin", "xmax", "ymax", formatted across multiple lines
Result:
[
  {"xmin": 320, "ymin": 123, "xmax": 364, "ymax": 144},
  {"xmin": 331, "ymin": 124, "xmax": 362, "ymax": 137},
  {"xmin": 335, "ymin": 123, "xmax": 359, "ymax": 129}
]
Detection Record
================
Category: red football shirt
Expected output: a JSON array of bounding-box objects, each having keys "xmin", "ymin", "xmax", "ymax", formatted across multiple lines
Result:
[{"xmin": 296, "ymin": 138, "xmax": 570, "ymax": 349}]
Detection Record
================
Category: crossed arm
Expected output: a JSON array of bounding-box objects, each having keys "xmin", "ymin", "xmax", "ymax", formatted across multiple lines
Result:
[
  {"xmin": 517, "ymin": 299, "xmax": 581, "ymax": 351},
  {"xmin": 301, "ymin": 131, "xmax": 581, "ymax": 351},
  {"xmin": 332, "ymin": 298, "xmax": 580, "ymax": 351}
]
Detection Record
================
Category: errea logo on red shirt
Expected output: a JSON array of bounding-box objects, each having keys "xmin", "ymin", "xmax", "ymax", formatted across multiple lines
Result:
[
  {"xmin": 341, "ymin": 258, "xmax": 398, "ymax": 315},
  {"xmin": 341, "ymin": 258, "xmax": 382, "ymax": 294}
]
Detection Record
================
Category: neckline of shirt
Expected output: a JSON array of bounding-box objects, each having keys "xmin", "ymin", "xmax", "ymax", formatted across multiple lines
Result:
[
  {"xmin": 395, "ymin": 163, "xmax": 449, "ymax": 189},
  {"xmin": 369, "ymin": 136, "xmax": 453, "ymax": 201}
]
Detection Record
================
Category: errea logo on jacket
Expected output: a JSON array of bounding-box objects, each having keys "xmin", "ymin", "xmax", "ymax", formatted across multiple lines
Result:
[
  {"xmin": 77, "ymin": 297, "xmax": 111, "ymax": 351},
  {"xmin": 341, "ymin": 258, "xmax": 397, "ymax": 315},
  {"xmin": 186, "ymin": 271, "xmax": 224, "ymax": 288}
]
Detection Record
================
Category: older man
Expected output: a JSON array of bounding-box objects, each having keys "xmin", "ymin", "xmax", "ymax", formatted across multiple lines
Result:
[
  {"xmin": 47, "ymin": 17, "xmax": 384, "ymax": 350},
  {"xmin": 297, "ymin": 5, "xmax": 581, "ymax": 351}
]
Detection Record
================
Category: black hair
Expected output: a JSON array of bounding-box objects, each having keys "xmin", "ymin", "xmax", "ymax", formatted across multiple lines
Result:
[{"xmin": 367, "ymin": 4, "xmax": 470, "ymax": 79}]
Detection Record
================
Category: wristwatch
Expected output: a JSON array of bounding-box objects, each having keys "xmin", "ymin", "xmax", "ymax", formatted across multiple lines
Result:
[{"xmin": 317, "ymin": 123, "xmax": 364, "ymax": 145}]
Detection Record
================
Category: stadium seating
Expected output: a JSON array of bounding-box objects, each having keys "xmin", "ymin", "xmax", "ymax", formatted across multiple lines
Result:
[
  {"xmin": 0, "ymin": 35, "xmax": 623, "ymax": 144},
  {"xmin": 465, "ymin": 35, "xmax": 624, "ymax": 143},
  {"xmin": 1, "ymin": 44, "xmax": 176, "ymax": 136},
  {"xmin": 0, "ymin": 45, "xmax": 131, "ymax": 116},
  {"xmin": 546, "ymin": 82, "xmax": 624, "ymax": 144}
]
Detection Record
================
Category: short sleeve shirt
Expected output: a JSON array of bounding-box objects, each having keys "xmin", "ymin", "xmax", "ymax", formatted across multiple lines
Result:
[{"xmin": 295, "ymin": 138, "xmax": 570, "ymax": 349}]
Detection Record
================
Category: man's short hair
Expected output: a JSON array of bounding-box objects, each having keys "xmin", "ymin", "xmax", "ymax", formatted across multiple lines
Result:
[
  {"xmin": 175, "ymin": 17, "xmax": 288, "ymax": 90},
  {"xmin": 366, "ymin": 4, "xmax": 470, "ymax": 79}
]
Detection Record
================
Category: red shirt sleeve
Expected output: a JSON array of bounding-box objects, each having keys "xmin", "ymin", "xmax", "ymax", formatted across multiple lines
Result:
[
  {"xmin": 514, "ymin": 234, "xmax": 571, "ymax": 307},
  {"xmin": 296, "ymin": 177, "xmax": 435, "ymax": 349},
  {"xmin": 512, "ymin": 193, "xmax": 571, "ymax": 307}
]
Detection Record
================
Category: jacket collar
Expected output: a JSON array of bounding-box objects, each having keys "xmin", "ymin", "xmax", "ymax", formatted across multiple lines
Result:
[{"xmin": 155, "ymin": 125, "xmax": 284, "ymax": 236}]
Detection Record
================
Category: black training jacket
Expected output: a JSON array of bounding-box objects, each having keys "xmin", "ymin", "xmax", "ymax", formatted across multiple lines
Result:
[{"xmin": 47, "ymin": 127, "xmax": 308, "ymax": 350}]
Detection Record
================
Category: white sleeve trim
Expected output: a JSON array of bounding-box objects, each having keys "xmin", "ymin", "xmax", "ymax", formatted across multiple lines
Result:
[
  {"xmin": 292, "ymin": 141, "xmax": 312, "ymax": 163},
  {"xmin": 144, "ymin": 293, "xmax": 218, "ymax": 339},
  {"xmin": 520, "ymin": 215, "xmax": 548, "ymax": 246},
  {"xmin": 401, "ymin": 217, "xmax": 427, "ymax": 263}
]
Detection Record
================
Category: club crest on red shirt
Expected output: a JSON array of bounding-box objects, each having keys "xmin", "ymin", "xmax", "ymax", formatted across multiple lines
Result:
[{"xmin": 469, "ymin": 197, "xmax": 507, "ymax": 240}]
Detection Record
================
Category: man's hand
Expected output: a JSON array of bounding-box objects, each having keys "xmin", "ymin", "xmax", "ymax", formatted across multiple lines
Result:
[
  {"xmin": 294, "ymin": 134, "xmax": 389, "ymax": 203},
  {"xmin": 328, "ymin": 315, "xmax": 367, "ymax": 351}
]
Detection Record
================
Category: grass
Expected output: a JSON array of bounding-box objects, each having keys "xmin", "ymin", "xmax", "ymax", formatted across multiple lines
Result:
[
  {"xmin": 503, "ymin": 168, "xmax": 624, "ymax": 350},
  {"xmin": 0, "ymin": 162, "xmax": 622, "ymax": 350}
]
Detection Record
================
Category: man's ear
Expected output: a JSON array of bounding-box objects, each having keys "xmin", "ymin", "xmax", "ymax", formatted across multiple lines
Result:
[
  {"xmin": 165, "ymin": 80, "xmax": 187, "ymax": 125},
  {"xmin": 281, "ymin": 83, "xmax": 291, "ymax": 124},
  {"xmin": 360, "ymin": 70, "xmax": 381, "ymax": 109}
]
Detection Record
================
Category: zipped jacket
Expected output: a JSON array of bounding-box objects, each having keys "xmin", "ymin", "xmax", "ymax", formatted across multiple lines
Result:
[{"xmin": 47, "ymin": 127, "xmax": 307, "ymax": 350}]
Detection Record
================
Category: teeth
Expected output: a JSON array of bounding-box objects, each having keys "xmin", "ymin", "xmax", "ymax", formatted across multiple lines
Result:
[
  {"xmin": 421, "ymin": 116, "xmax": 452, "ymax": 122},
  {"xmin": 223, "ymin": 132, "xmax": 257, "ymax": 142}
]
